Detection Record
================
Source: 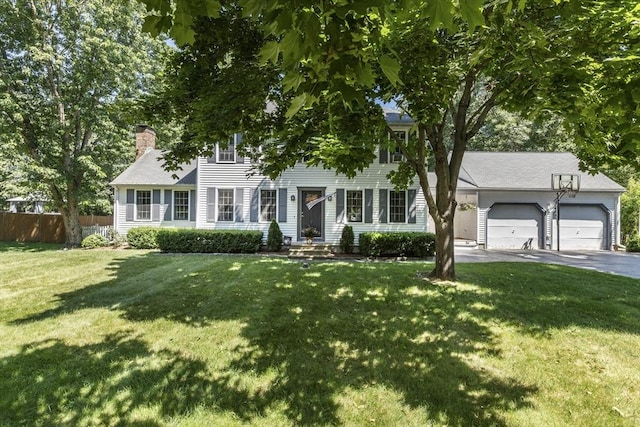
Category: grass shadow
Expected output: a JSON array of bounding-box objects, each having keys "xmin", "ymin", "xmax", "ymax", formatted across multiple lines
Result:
[{"xmin": 8, "ymin": 254, "xmax": 544, "ymax": 425}]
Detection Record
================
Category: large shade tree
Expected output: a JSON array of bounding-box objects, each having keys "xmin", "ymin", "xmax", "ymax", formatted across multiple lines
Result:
[
  {"xmin": 0, "ymin": 0, "xmax": 168, "ymax": 245},
  {"xmin": 143, "ymin": 0, "xmax": 639, "ymax": 280}
]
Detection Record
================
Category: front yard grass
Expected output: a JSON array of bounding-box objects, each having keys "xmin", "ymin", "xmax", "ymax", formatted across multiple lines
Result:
[{"xmin": 1, "ymin": 242, "xmax": 638, "ymax": 426}]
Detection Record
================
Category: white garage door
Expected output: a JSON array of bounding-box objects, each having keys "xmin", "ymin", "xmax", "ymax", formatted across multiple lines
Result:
[
  {"xmin": 487, "ymin": 204, "xmax": 542, "ymax": 249},
  {"xmin": 559, "ymin": 205, "xmax": 607, "ymax": 250}
]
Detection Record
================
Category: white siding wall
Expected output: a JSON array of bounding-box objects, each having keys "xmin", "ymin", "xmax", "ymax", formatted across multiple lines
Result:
[
  {"xmin": 113, "ymin": 185, "xmax": 196, "ymax": 235},
  {"xmin": 196, "ymin": 155, "xmax": 429, "ymax": 245},
  {"xmin": 477, "ymin": 190, "xmax": 619, "ymax": 249}
]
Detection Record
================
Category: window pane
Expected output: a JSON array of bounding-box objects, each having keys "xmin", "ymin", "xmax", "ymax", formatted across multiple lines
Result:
[
  {"xmin": 389, "ymin": 190, "xmax": 406, "ymax": 223},
  {"xmin": 218, "ymin": 189, "xmax": 234, "ymax": 221},
  {"xmin": 218, "ymin": 139, "xmax": 235, "ymax": 162},
  {"xmin": 174, "ymin": 191, "xmax": 189, "ymax": 220},
  {"xmin": 136, "ymin": 190, "xmax": 151, "ymax": 220},
  {"xmin": 346, "ymin": 190, "xmax": 363, "ymax": 222},
  {"xmin": 260, "ymin": 189, "xmax": 277, "ymax": 221}
]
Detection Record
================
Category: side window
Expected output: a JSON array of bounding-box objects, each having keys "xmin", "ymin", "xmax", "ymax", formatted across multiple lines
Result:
[
  {"xmin": 136, "ymin": 190, "xmax": 151, "ymax": 220},
  {"xmin": 260, "ymin": 189, "xmax": 277, "ymax": 221},
  {"xmin": 389, "ymin": 190, "xmax": 406, "ymax": 223},
  {"xmin": 173, "ymin": 191, "xmax": 189, "ymax": 220},
  {"xmin": 346, "ymin": 190, "xmax": 363, "ymax": 222}
]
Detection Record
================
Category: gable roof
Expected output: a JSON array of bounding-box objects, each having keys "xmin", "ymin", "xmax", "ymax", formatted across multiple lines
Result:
[
  {"xmin": 459, "ymin": 152, "xmax": 624, "ymax": 192},
  {"xmin": 110, "ymin": 149, "xmax": 196, "ymax": 186}
]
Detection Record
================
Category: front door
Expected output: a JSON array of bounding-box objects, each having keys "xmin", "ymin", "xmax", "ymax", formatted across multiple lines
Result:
[{"xmin": 300, "ymin": 189, "xmax": 324, "ymax": 241}]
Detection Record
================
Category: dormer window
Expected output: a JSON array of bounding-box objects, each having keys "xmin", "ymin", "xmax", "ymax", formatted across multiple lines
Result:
[{"xmin": 217, "ymin": 137, "xmax": 236, "ymax": 163}]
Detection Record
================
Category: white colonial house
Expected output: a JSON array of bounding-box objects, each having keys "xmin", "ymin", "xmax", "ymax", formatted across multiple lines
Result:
[{"xmin": 111, "ymin": 122, "xmax": 624, "ymax": 251}]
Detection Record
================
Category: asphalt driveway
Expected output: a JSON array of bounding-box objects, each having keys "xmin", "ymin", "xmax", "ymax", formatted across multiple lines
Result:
[{"xmin": 455, "ymin": 247, "xmax": 640, "ymax": 279}]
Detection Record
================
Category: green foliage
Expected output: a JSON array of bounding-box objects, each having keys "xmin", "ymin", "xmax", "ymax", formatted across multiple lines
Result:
[
  {"xmin": 81, "ymin": 234, "xmax": 109, "ymax": 249},
  {"xmin": 126, "ymin": 227, "xmax": 160, "ymax": 249},
  {"xmin": 359, "ymin": 232, "xmax": 435, "ymax": 258},
  {"xmin": 156, "ymin": 229, "xmax": 263, "ymax": 253},
  {"xmin": 339, "ymin": 225, "xmax": 355, "ymax": 254},
  {"xmin": 0, "ymin": 0, "xmax": 169, "ymax": 245},
  {"xmin": 621, "ymin": 178, "xmax": 640, "ymax": 244},
  {"xmin": 626, "ymin": 234, "xmax": 640, "ymax": 252},
  {"xmin": 266, "ymin": 220, "xmax": 283, "ymax": 252}
]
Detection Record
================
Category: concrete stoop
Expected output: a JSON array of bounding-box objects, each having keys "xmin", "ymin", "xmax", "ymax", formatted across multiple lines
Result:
[{"xmin": 288, "ymin": 243, "xmax": 335, "ymax": 259}]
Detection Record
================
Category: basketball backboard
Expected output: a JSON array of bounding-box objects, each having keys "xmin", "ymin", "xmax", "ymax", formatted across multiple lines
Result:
[{"xmin": 552, "ymin": 174, "xmax": 580, "ymax": 192}]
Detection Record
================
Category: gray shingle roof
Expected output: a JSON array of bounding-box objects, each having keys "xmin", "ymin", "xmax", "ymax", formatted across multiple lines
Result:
[
  {"xmin": 459, "ymin": 152, "xmax": 624, "ymax": 192},
  {"xmin": 110, "ymin": 149, "xmax": 196, "ymax": 186}
]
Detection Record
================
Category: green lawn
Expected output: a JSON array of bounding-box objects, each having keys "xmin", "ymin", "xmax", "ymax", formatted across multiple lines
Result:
[{"xmin": 1, "ymin": 242, "xmax": 639, "ymax": 426}]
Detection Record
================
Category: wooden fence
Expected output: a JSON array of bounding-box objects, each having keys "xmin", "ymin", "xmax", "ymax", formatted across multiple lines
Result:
[{"xmin": 0, "ymin": 213, "xmax": 113, "ymax": 244}]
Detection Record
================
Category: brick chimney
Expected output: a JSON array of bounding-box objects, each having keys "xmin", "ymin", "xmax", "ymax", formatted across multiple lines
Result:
[{"xmin": 135, "ymin": 125, "xmax": 156, "ymax": 159}]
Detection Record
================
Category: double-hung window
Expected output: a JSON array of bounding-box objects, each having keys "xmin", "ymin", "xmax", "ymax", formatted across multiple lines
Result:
[
  {"xmin": 136, "ymin": 190, "xmax": 151, "ymax": 220},
  {"xmin": 217, "ymin": 189, "xmax": 234, "ymax": 221},
  {"xmin": 390, "ymin": 130, "xmax": 406, "ymax": 162},
  {"xmin": 389, "ymin": 190, "xmax": 406, "ymax": 223},
  {"xmin": 173, "ymin": 191, "xmax": 189, "ymax": 220},
  {"xmin": 217, "ymin": 137, "xmax": 236, "ymax": 163},
  {"xmin": 260, "ymin": 189, "xmax": 277, "ymax": 221},
  {"xmin": 346, "ymin": 190, "xmax": 363, "ymax": 222}
]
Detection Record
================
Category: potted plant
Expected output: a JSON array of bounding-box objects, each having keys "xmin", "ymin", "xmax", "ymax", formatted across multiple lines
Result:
[{"xmin": 302, "ymin": 226, "xmax": 318, "ymax": 243}]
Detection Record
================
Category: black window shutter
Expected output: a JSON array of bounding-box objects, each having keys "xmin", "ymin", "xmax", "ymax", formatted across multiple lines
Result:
[
  {"xmin": 336, "ymin": 189, "xmax": 345, "ymax": 223},
  {"xmin": 408, "ymin": 189, "xmax": 417, "ymax": 224},
  {"xmin": 206, "ymin": 187, "xmax": 216, "ymax": 222},
  {"xmin": 235, "ymin": 188, "xmax": 244, "ymax": 222},
  {"xmin": 164, "ymin": 190, "xmax": 172, "ymax": 221},
  {"xmin": 235, "ymin": 134, "xmax": 245, "ymax": 164},
  {"xmin": 126, "ymin": 189, "xmax": 134, "ymax": 221},
  {"xmin": 207, "ymin": 146, "xmax": 216, "ymax": 163},
  {"xmin": 379, "ymin": 146, "xmax": 388, "ymax": 163},
  {"xmin": 278, "ymin": 188, "xmax": 287, "ymax": 222},
  {"xmin": 152, "ymin": 190, "xmax": 161, "ymax": 221},
  {"xmin": 379, "ymin": 189, "xmax": 387, "ymax": 223},
  {"xmin": 250, "ymin": 188, "xmax": 259, "ymax": 222},
  {"xmin": 189, "ymin": 190, "xmax": 196, "ymax": 221},
  {"xmin": 364, "ymin": 189, "xmax": 373, "ymax": 223}
]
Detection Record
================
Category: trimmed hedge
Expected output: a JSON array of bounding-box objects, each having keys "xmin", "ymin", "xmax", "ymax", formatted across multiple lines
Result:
[
  {"xmin": 126, "ymin": 227, "xmax": 160, "ymax": 249},
  {"xmin": 156, "ymin": 229, "xmax": 263, "ymax": 253},
  {"xmin": 266, "ymin": 220, "xmax": 283, "ymax": 251},
  {"xmin": 340, "ymin": 225, "xmax": 354, "ymax": 254},
  {"xmin": 359, "ymin": 232, "xmax": 436, "ymax": 258}
]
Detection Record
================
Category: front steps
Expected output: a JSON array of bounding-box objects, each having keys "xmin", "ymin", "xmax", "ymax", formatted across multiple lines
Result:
[{"xmin": 288, "ymin": 243, "xmax": 335, "ymax": 259}]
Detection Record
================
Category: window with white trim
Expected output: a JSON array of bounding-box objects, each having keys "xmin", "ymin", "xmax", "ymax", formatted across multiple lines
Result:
[
  {"xmin": 390, "ymin": 130, "xmax": 406, "ymax": 162},
  {"xmin": 217, "ymin": 137, "xmax": 235, "ymax": 163},
  {"xmin": 389, "ymin": 190, "xmax": 406, "ymax": 223},
  {"xmin": 260, "ymin": 189, "xmax": 277, "ymax": 221},
  {"xmin": 217, "ymin": 189, "xmax": 234, "ymax": 221},
  {"xmin": 346, "ymin": 190, "xmax": 363, "ymax": 222},
  {"xmin": 136, "ymin": 190, "xmax": 151, "ymax": 220},
  {"xmin": 173, "ymin": 191, "xmax": 189, "ymax": 220}
]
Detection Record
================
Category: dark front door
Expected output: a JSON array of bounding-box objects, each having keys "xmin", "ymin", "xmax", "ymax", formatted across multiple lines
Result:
[{"xmin": 300, "ymin": 189, "xmax": 324, "ymax": 241}]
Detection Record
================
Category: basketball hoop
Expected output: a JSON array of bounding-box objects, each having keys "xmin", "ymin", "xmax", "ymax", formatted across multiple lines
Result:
[{"xmin": 551, "ymin": 173, "xmax": 581, "ymax": 252}]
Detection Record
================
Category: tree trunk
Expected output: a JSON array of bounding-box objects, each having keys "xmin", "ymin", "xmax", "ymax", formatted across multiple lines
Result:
[
  {"xmin": 432, "ymin": 213, "xmax": 455, "ymax": 280},
  {"xmin": 60, "ymin": 203, "xmax": 83, "ymax": 247}
]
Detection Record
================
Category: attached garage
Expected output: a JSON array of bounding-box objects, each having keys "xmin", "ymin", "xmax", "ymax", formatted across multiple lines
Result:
[
  {"xmin": 486, "ymin": 203, "xmax": 544, "ymax": 249},
  {"xmin": 557, "ymin": 204, "xmax": 608, "ymax": 250}
]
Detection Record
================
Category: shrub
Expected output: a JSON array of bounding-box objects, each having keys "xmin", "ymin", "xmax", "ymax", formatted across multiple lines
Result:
[
  {"xmin": 266, "ymin": 220, "xmax": 283, "ymax": 251},
  {"xmin": 81, "ymin": 233, "xmax": 109, "ymax": 249},
  {"xmin": 339, "ymin": 225, "xmax": 354, "ymax": 254},
  {"xmin": 359, "ymin": 232, "xmax": 436, "ymax": 258},
  {"xmin": 626, "ymin": 234, "xmax": 640, "ymax": 252},
  {"xmin": 126, "ymin": 227, "xmax": 160, "ymax": 249},
  {"xmin": 156, "ymin": 229, "xmax": 263, "ymax": 253}
]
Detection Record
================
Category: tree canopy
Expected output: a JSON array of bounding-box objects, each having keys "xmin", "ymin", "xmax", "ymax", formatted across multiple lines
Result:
[
  {"xmin": 143, "ymin": 0, "xmax": 639, "ymax": 279},
  {"xmin": 0, "ymin": 0, "xmax": 169, "ymax": 244}
]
